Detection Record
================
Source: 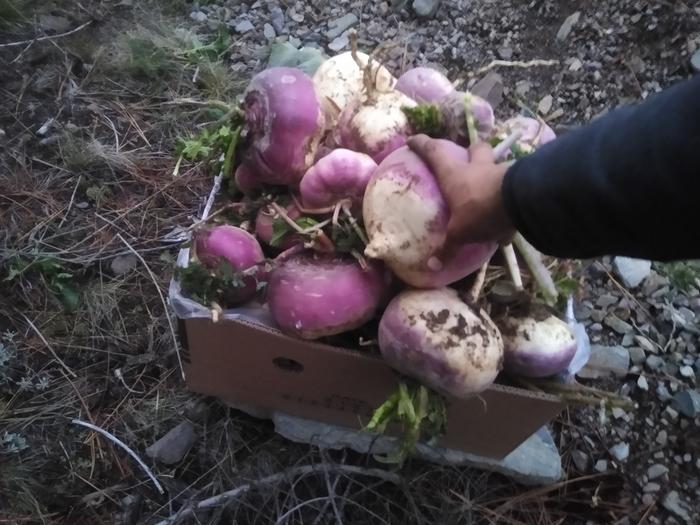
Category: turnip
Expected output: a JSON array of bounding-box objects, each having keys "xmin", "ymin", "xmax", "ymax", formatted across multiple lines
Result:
[
  {"xmin": 499, "ymin": 314, "xmax": 577, "ymax": 378},
  {"xmin": 255, "ymin": 201, "xmax": 303, "ymax": 249},
  {"xmin": 242, "ymin": 67, "xmax": 325, "ymax": 186},
  {"xmin": 501, "ymin": 116, "xmax": 556, "ymax": 149},
  {"xmin": 300, "ymin": 148, "xmax": 377, "ymax": 209},
  {"xmin": 395, "ymin": 66, "xmax": 455, "ymax": 103},
  {"xmin": 313, "ymin": 50, "xmax": 396, "ymax": 127},
  {"xmin": 334, "ymin": 90, "xmax": 418, "ymax": 163},
  {"xmin": 267, "ymin": 253, "xmax": 389, "ymax": 339},
  {"xmin": 192, "ymin": 225, "xmax": 267, "ymax": 305},
  {"xmin": 378, "ymin": 288, "xmax": 504, "ymax": 398},
  {"xmin": 234, "ymin": 163, "xmax": 261, "ymax": 197},
  {"xmin": 363, "ymin": 142, "xmax": 497, "ymax": 288},
  {"xmin": 439, "ymin": 91, "xmax": 495, "ymax": 146}
]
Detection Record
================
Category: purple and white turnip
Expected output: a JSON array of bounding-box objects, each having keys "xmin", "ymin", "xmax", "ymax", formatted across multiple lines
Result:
[
  {"xmin": 395, "ymin": 67, "xmax": 455, "ymax": 104},
  {"xmin": 378, "ymin": 288, "xmax": 504, "ymax": 398}
]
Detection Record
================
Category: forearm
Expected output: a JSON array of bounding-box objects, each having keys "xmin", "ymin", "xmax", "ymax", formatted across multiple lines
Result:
[{"xmin": 502, "ymin": 75, "xmax": 700, "ymax": 261}]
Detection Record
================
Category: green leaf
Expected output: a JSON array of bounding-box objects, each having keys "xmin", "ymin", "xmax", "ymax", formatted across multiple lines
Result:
[{"xmin": 403, "ymin": 104, "xmax": 447, "ymax": 137}]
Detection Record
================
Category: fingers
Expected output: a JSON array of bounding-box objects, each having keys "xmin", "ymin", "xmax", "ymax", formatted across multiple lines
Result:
[
  {"xmin": 468, "ymin": 141, "xmax": 495, "ymax": 163},
  {"xmin": 406, "ymin": 134, "xmax": 445, "ymax": 174}
]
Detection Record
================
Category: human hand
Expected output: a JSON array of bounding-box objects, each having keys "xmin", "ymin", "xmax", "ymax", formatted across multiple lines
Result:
[{"xmin": 406, "ymin": 134, "xmax": 515, "ymax": 262}]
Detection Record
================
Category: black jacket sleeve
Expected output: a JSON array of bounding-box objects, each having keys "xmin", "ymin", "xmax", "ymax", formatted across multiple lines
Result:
[{"xmin": 501, "ymin": 75, "xmax": 700, "ymax": 261}]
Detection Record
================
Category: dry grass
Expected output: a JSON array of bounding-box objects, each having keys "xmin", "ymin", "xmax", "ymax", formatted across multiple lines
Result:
[{"xmin": 0, "ymin": 1, "xmax": 649, "ymax": 524}]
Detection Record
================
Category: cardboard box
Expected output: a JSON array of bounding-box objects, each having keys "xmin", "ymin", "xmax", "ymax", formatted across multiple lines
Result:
[{"xmin": 178, "ymin": 316, "xmax": 565, "ymax": 460}]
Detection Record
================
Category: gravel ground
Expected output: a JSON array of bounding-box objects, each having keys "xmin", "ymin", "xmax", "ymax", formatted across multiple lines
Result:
[{"xmin": 1, "ymin": 0, "xmax": 700, "ymax": 523}]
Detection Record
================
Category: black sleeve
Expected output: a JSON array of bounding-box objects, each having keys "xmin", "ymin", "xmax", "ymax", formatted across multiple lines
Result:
[{"xmin": 501, "ymin": 75, "xmax": 700, "ymax": 262}]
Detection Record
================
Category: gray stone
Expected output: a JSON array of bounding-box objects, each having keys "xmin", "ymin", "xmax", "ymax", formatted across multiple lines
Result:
[
  {"xmin": 613, "ymin": 257, "xmax": 651, "ymax": 288},
  {"xmin": 556, "ymin": 11, "xmax": 581, "ymax": 41},
  {"xmin": 691, "ymin": 49, "xmax": 700, "ymax": 74},
  {"xmin": 326, "ymin": 14, "xmax": 358, "ymax": 39},
  {"xmin": 328, "ymin": 33, "xmax": 350, "ymax": 52},
  {"xmin": 679, "ymin": 365, "xmax": 695, "ymax": 378},
  {"xmin": 622, "ymin": 333, "xmax": 635, "ymax": 347},
  {"xmin": 629, "ymin": 347, "xmax": 646, "ymax": 365},
  {"xmin": 671, "ymin": 390, "xmax": 700, "ymax": 417},
  {"xmin": 657, "ymin": 383, "xmax": 672, "ymax": 401},
  {"xmin": 590, "ymin": 309, "xmax": 606, "ymax": 323},
  {"xmin": 596, "ymin": 293, "xmax": 618, "ymax": 308},
  {"xmin": 269, "ymin": 5, "xmax": 285, "ymax": 34},
  {"xmin": 643, "ymin": 482, "xmax": 661, "ymax": 493},
  {"xmin": 272, "ymin": 414, "xmax": 561, "ymax": 486},
  {"xmin": 234, "ymin": 19, "xmax": 255, "ymax": 33},
  {"xmin": 604, "ymin": 314, "xmax": 633, "ymax": 335},
  {"xmin": 498, "ymin": 47, "xmax": 513, "ymax": 60},
  {"xmin": 637, "ymin": 375, "xmax": 649, "ymax": 391},
  {"xmin": 665, "ymin": 406, "xmax": 680, "ymax": 420},
  {"xmin": 39, "ymin": 14, "xmax": 72, "ymax": 33},
  {"xmin": 263, "ymin": 23, "xmax": 276, "ymax": 39},
  {"xmin": 662, "ymin": 491, "xmax": 692, "ymax": 523},
  {"xmin": 471, "ymin": 72, "xmax": 503, "ymax": 109},
  {"xmin": 146, "ymin": 421, "xmax": 197, "ymax": 465},
  {"xmin": 571, "ymin": 449, "xmax": 589, "ymax": 471},
  {"xmin": 609, "ymin": 442, "xmax": 629, "ymax": 462},
  {"xmin": 538, "ymin": 95, "xmax": 553, "ymax": 115},
  {"xmin": 594, "ymin": 459, "xmax": 608, "ymax": 472},
  {"xmin": 647, "ymin": 463, "xmax": 669, "ymax": 480},
  {"xmin": 656, "ymin": 430, "xmax": 668, "ymax": 447},
  {"xmin": 111, "ymin": 254, "xmax": 137, "ymax": 275},
  {"xmin": 578, "ymin": 345, "xmax": 629, "ymax": 379},
  {"xmin": 641, "ymin": 493, "xmax": 655, "ymax": 506},
  {"xmin": 190, "ymin": 11, "xmax": 207, "ymax": 22},
  {"xmin": 646, "ymin": 355, "xmax": 664, "ymax": 371},
  {"xmin": 413, "ymin": 0, "xmax": 441, "ymax": 17},
  {"xmin": 636, "ymin": 336, "xmax": 657, "ymax": 354}
]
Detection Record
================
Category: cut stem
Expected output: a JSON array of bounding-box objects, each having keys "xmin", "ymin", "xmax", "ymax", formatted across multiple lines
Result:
[
  {"xmin": 512, "ymin": 232, "xmax": 558, "ymax": 304},
  {"xmin": 468, "ymin": 261, "xmax": 490, "ymax": 304},
  {"xmin": 341, "ymin": 204, "xmax": 368, "ymax": 246},
  {"xmin": 501, "ymin": 244, "xmax": 524, "ymax": 291}
]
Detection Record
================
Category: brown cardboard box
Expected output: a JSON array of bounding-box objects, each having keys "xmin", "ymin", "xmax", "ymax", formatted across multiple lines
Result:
[{"xmin": 179, "ymin": 316, "xmax": 565, "ymax": 460}]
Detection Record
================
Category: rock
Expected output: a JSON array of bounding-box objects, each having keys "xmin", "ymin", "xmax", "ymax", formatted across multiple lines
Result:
[
  {"xmin": 657, "ymin": 383, "xmax": 672, "ymax": 401},
  {"xmin": 604, "ymin": 315, "xmax": 633, "ymax": 335},
  {"xmin": 641, "ymin": 493, "xmax": 655, "ymax": 506},
  {"xmin": 146, "ymin": 421, "xmax": 197, "ymax": 465},
  {"xmin": 613, "ymin": 257, "xmax": 651, "ymax": 288},
  {"xmin": 622, "ymin": 333, "xmax": 635, "ymax": 347},
  {"xmin": 556, "ymin": 11, "xmax": 581, "ymax": 41},
  {"xmin": 111, "ymin": 254, "xmax": 137, "ymax": 275},
  {"xmin": 629, "ymin": 347, "xmax": 646, "ymax": 365},
  {"xmin": 612, "ymin": 407, "xmax": 628, "ymax": 420},
  {"xmin": 637, "ymin": 375, "xmax": 649, "ymax": 391},
  {"xmin": 665, "ymin": 406, "xmax": 679, "ymax": 420},
  {"xmin": 596, "ymin": 294, "xmax": 618, "ymax": 308},
  {"xmin": 263, "ymin": 23, "xmax": 276, "ymax": 39},
  {"xmin": 39, "ymin": 14, "xmax": 72, "ymax": 33},
  {"xmin": 609, "ymin": 442, "xmax": 629, "ymax": 462},
  {"xmin": 647, "ymin": 463, "xmax": 669, "ymax": 480},
  {"xmin": 691, "ymin": 49, "xmax": 700, "ymax": 74},
  {"xmin": 656, "ymin": 430, "xmax": 668, "ymax": 447},
  {"xmin": 498, "ymin": 47, "xmax": 513, "ymax": 60},
  {"xmin": 119, "ymin": 494, "xmax": 143, "ymax": 525},
  {"xmin": 328, "ymin": 33, "xmax": 350, "ymax": 52},
  {"xmin": 594, "ymin": 459, "xmax": 608, "ymax": 472},
  {"xmin": 273, "ymin": 414, "xmax": 561, "ymax": 486},
  {"xmin": 471, "ymin": 72, "xmax": 503, "ymax": 109},
  {"xmin": 190, "ymin": 11, "xmax": 207, "ymax": 23},
  {"xmin": 646, "ymin": 354, "xmax": 665, "ymax": 370},
  {"xmin": 590, "ymin": 310, "xmax": 606, "ymax": 323},
  {"xmin": 326, "ymin": 14, "xmax": 358, "ymax": 40},
  {"xmin": 636, "ymin": 336, "xmax": 657, "ymax": 354},
  {"xmin": 643, "ymin": 482, "xmax": 661, "ymax": 493},
  {"xmin": 538, "ymin": 95, "xmax": 553, "ymax": 115},
  {"xmin": 671, "ymin": 390, "xmax": 700, "ymax": 417},
  {"xmin": 662, "ymin": 491, "xmax": 692, "ymax": 523},
  {"xmin": 269, "ymin": 5, "xmax": 285, "ymax": 34},
  {"xmin": 413, "ymin": 0, "xmax": 441, "ymax": 17},
  {"xmin": 578, "ymin": 345, "xmax": 629, "ymax": 379},
  {"xmin": 571, "ymin": 449, "xmax": 589, "ymax": 471},
  {"xmin": 679, "ymin": 365, "xmax": 695, "ymax": 378},
  {"xmin": 234, "ymin": 19, "xmax": 255, "ymax": 33}
]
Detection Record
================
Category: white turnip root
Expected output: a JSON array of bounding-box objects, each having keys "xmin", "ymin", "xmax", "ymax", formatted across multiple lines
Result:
[
  {"xmin": 395, "ymin": 66, "xmax": 455, "ymax": 103},
  {"xmin": 334, "ymin": 90, "xmax": 417, "ymax": 163},
  {"xmin": 378, "ymin": 288, "xmax": 504, "ymax": 398},
  {"xmin": 313, "ymin": 51, "xmax": 396, "ymax": 127},
  {"xmin": 501, "ymin": 116, "xmax": 556, "ymax": 149},
  {"xmin": 300, "ymin": 148, "xmax": 377, "ymax": 209},
  {"xmin": 193, "ymin": 225, "xmax": 267, "ymax": 305},
  {"xmin": 363, "ymin": 142, "xmax": 497, "ymax": 288},
  {"xmin": 267, "ymin": 253, "xmax": 390, "ymax": 339},
  {"xmin": 242, "ymin": 67, "xmax": 325, "ymax": 186},
  {"xmin": 499, "ymin": 314, "xmax": 577, "ymax": 378}
]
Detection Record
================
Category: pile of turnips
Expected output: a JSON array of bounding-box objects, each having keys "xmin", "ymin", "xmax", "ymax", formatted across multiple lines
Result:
[{"xmin": 178, "ymin": 44, "xmax": 576, "ymax": 458}]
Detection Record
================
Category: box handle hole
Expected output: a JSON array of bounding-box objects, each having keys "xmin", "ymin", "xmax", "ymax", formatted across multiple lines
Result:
[{"xmin": 273, "ymin": 357, "xmax": 304, "ymax": 373}]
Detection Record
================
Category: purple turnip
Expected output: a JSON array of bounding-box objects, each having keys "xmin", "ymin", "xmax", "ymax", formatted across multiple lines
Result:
[
  {"xmin": 255, "ymin": 201, "xmax": 303, "ymax": 249},
  {"xmin": 378, "ymin": 288, "xmax": 504, "ymax": 399},
  {"xmin": 242, "ymin": 67, "xmax": 325, "ymax": 186},
  {"xmin": 193, "ymin": 225, "xmax": 267, "ymax": 305},
  {"xmin": 438, "ymin": 91, "xmax": 495, "ymax": 146},
  {"xmin": 395, "ymin": 66, "xmax": 455, "ymax": 103},
  {"xmin": 501, "ymin": 116, "xmax": 556, "ymax": 148},
  {"xmin": 499, "ymin": 314, "xmax": 577, "ymax": 378},
  {"xmin": 267, "ymin": 253, "xmax": 389, "ymax": 339},
  {"xmin": 300, "ymin": 148, "xmax": 377, "ymax": 209},
  {"xmin": 363, "ymin": 142, "xmax": 497, "ymax": 288}
]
